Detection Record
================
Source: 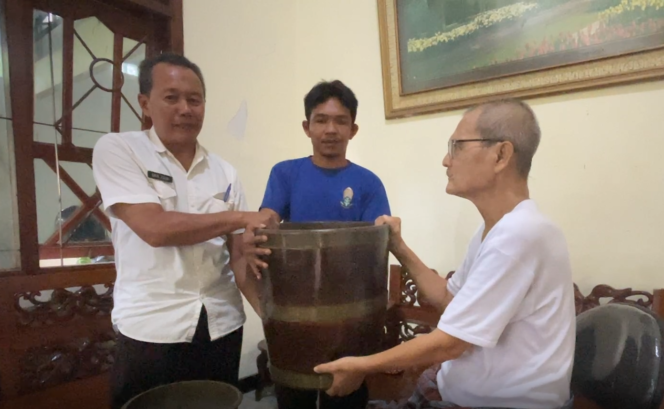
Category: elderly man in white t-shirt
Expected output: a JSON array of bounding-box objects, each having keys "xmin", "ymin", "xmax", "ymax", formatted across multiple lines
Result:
[
  {"xmin": 93, "ymin": 53, "xmax": 274, "ymax": 409},
  {"xmin": 314, "ymin": 99, "xmax": 575, "ymax": 409}
]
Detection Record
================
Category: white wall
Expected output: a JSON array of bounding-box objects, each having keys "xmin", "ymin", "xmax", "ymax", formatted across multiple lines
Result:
[{"xmin": 184, "ymin": 0, "xmax": 664, "ymax": 378}]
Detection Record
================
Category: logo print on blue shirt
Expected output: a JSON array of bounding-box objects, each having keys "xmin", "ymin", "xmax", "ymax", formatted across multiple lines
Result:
[{"xmin": 341, "ymin": 187, "xmax": 353, "ymax": 209}]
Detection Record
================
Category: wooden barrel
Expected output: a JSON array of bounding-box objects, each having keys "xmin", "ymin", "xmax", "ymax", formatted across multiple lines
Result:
[{"xmin": 257, "ymin": 222, "xmax": 389, "ymax": 390}]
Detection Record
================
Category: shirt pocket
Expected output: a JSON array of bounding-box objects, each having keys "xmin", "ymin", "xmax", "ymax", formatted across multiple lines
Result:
[
  {"xmin": 192, "ymin": 189, "xmax": 234, "ymax": 214},
  {"xmin": 152, "ymin": 180, "xmax": 177, "ymax": 211}
]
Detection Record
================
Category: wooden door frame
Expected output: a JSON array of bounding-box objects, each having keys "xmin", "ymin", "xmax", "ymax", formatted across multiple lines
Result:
[
  {"xmin": 0, "ymin": 0, "xmax": 184, "ymax": 407},
  {"xmin": 4, "ymin": 0, "xmax": 183, "ymax": 278}
]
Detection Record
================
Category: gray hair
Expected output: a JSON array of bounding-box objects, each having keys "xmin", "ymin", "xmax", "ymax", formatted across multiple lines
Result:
[
  {"xmin": 467, "ymin": 99, "xmax": 541, "ymax": 178},
  {"xmin": 139, "ymin": 52, "xmax": 206, "ymax": 97}
]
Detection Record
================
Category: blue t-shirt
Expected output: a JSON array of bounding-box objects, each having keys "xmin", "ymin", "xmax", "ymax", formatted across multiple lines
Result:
[{"xmin": 260, "ymin": 157, "xmax": 391, "ymax": 222}]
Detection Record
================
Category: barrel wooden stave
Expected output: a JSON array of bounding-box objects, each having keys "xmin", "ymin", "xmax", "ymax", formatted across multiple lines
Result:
[
  {"xmin": 263, "ymin": 245, "xmax": 387, "ymax": 307},
  {"xmin": 263, "ymin": 311, "xmax": 386, "ymax": 373}
]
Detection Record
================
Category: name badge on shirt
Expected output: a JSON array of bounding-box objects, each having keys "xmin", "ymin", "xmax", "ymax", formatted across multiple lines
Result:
[{"xmin": 147, "ymin": 171, "xmax": 173, "ymax": 183}]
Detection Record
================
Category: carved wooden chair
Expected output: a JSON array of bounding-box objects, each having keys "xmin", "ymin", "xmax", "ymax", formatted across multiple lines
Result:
[
  {"xmin": 366, "ymin": 265, "xmax": 442, "ymax": 402},
  {"xmin": 366, "ymin": 265, "xmax": 664, "ymax": 409}
]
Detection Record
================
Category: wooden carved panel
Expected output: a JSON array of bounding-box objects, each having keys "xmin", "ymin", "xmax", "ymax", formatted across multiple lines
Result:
[
  {"xmin": 399, "ymin": 321, "xmax": 434, "ymax": 343},
  {"xmin": 400, "ymin": 268, "xmax": 447, "ymax": 307},
  {"xmin": 574, "ymin": 283, "xmax": 653, "ymax": 315},
  {"xmin": 400, "ymin": 269, "xmax": 419, "ymax": 306},
  {"xmin": 15, "ymin": 284, "xmax": 114, "ymax": 327},
  {"xmin": 390, "ymin": 266, "xmax": 444, "ymax": 344},
  {"xmin": 384, "ymin": 311, "xmax": 435, "ymax": 346},
  {"xmin": 19, "ymin": 330, "xmax": 116, "ymax": 394}
]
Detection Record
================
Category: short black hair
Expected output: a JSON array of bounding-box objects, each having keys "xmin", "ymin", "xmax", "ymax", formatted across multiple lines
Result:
[
  {"xmin": 304, "ymin": 80, "xmax": 358, "ymax": 122},
  {"xmin": 138, "ymin": 52, "xmax": 206, "ymax": 97}
]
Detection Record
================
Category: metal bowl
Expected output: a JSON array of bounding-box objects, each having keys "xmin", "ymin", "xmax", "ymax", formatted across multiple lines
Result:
[{"xmin": 121, "ymin": 380, "xmax": 243, "ymax": 409}]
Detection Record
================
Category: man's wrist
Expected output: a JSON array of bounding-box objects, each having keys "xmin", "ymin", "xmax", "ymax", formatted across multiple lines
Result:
[
  {"xmin": 392, "ymin": 240, "xmax": 410, "ymax": 260},
  {"xmin": 221, "ymin": 211, "xmax": 246, "ymax": 232}
]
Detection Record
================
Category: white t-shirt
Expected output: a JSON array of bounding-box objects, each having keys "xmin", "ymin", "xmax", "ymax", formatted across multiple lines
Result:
[
  {"xmin": 436, "ymin": 199, "xmax": 575, "ymax": 409},
  {"xmin": 92, "ymin": 128, "xmax": 248, "ymax": 343}
]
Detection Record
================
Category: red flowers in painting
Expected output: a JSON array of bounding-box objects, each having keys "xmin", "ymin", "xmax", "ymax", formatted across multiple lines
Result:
[{"xmin": 516, "ymin": 19, "xmax": 664, "ymax": 60}]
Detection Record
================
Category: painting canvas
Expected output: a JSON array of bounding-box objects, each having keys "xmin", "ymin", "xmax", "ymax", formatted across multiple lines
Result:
[{"xmin": 378, "ymin": 0, "xmax": 664, "ymax": 118}]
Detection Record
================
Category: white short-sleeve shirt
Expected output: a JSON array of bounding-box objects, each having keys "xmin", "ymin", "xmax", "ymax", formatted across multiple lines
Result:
[
  {"xmin": 436, "ymin": 200, "xmax": 575, "ymax": 409},
  {"xmin": 92, "ymin": 128, "xmax": 248, "ymax": 343}
]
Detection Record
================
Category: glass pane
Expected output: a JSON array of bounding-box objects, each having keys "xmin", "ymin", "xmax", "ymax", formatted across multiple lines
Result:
[
  {"xmin": 0, "ymin": 0, "xmax": 19, "ymax": 272},
  {"xmin": 34, "ymin": 122, "xmax": 61, "ymax": 145},
  {"xmin": 121, "ymin": 97, "xmax": 141, "ymax": 132},
  {"xmin": 60, "ymin": 161, "xmax": 97, "ymax": 196},
  {"xmin": 34, "ymin": 158, "xmax": 82, "ymax": 244},
  {"xmin": 123, "ymin": 37, "xmax": 138, "ymax": 57},
  {"xmin": 33, "ymin": 10, "xmax": 63, "ymax": 126},
  {"xmin": 74, "ymin": 17, "xmax": 113, "ymax": 60},
  {"xmin": 0, "ymin": 57, "xmax": 8, "ymax": 118},
  {"xmin": 0, "ymin": 7, "xmax": 9, "ymax": 120},
  {"xmin": 34, "ymin": 157, "xmax": 112, "ymax": 244},
  {"xmin": 32, "ymin": 14, "xmax": 155, "ymax": 268},
  {"xmin": 121, "ymin": 40, "xmax": 144, "ymax": 132},
  {"xmin": 71, "ymin": 17, "xmax": 113, "ymax": 134},
  {"xmin": 33, "ymin": 12, "xmax": 116, "ymax": 269},
  {"xmin": 0, "ymin": 118, "xmax": 20, "ymax": 271},
  {"xmin": 72, "ymin": 128, "xmax": 105, "ymax": 149},
  {"xmin": 34, "ymin": 157, "xmax": 112, "ymax": 268}
]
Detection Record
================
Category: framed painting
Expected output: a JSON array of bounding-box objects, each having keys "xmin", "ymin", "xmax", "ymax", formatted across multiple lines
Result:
[{"xmin": 377, "ymin": 0, "xmax": 664, "ymax": 119}]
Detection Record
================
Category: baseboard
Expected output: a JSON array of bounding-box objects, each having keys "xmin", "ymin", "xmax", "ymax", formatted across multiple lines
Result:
[{"xmin": 238, "ymin": 373, "xmax": 260, "ymax": 394}]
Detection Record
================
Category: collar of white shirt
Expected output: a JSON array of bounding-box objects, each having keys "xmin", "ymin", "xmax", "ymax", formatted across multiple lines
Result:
[{"xmin": 147, "ymin": 127, "xmax": 209, "ymax": 174}]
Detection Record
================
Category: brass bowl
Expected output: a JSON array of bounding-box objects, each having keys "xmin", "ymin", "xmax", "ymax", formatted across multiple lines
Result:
[{"xmin": 121, "ymin": 380, "xmax": 243, "ymax": 409}]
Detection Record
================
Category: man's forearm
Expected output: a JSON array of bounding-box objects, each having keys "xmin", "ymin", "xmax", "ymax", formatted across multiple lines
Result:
[
  {"xmin": 237, "ymin": 272, "xmax": 263, "ymax": 318},
  {"xmin": 228, "ymin": 235, "xmax": 263, "ymax": 317},
  {"xmin": 393, "ymin": 243, "xmax": 451, "ymax": 312},
  {"xmin": 137, "ymin": 209, "xmax": 246, "ymax": 247},
  {"xmin": 361, "ymin": 329, "xmax": 466, "ymax": 374}
]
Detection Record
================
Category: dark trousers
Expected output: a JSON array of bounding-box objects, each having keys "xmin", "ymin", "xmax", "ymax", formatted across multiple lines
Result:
[
  {"xmin": 110, "ymin": 307, "xmax": 243, "ymax": 409},
  {"xmin": 276, "ymin": 382, "xmax": 369, "ymax": 409}
]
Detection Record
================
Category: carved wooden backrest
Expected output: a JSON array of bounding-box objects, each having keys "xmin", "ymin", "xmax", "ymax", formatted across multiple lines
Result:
[
  {"xmin": 385, "ymin": 265, "xmax": 441, "ymax": 347},
  {"xmin": 387, "ymin": 265, "xmax": 663, "ymax": 345},
  {"xmin": 573, "ymin": 283, "xmax": 654, "ymax": 315}
]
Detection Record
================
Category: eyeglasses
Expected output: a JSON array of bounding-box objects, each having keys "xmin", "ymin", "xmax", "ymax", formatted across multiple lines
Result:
[{"xmin": 447, "ymin": 138, "xmax": 503, "ymax": 158}]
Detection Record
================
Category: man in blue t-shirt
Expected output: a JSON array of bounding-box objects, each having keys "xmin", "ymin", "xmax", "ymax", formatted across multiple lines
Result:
[
  {"xmin": 244, "ymin": 80, "xmax": 390, "ymax": 409},
  {"xmin": 258, "ymin": 81, "xmax": 389, "ymax": 225}
]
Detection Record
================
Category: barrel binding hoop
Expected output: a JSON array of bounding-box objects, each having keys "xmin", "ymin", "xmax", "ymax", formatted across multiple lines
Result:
[
  {"xmin": 265, "ymin": 294, "xmax": 387, "ymax": 323},
  {"xmin": 269, "ymin": 364, "xmax": 334, "ymax": 390}
]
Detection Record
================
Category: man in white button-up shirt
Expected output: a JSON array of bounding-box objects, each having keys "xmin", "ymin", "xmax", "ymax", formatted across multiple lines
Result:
[{"xmin": 92, "ymin": 53, "xmax": 273, "ymax": 409}]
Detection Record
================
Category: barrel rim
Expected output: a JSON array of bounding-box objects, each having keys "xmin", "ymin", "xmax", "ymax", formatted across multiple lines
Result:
[
  {"xmin": 257, "ymin": 221, "xmax": 387, "ymax": 236},
  {"xmin": 120, "ymin": 380, "xmax": 243, "ymax": 409}
]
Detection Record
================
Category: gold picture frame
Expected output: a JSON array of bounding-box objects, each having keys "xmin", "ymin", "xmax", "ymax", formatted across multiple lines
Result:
[{"xmin": 377, "ymin": 0, "xmax": 664, "ymax": 119}]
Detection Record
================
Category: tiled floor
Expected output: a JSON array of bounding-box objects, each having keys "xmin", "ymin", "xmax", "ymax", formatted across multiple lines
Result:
[{"xmin": 239, "ymin": 390, "xmax": 278, "ymax": 409}]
